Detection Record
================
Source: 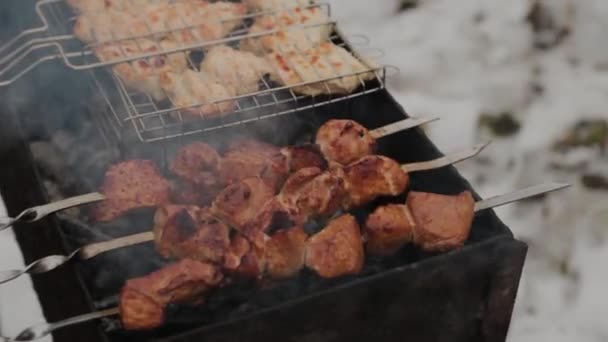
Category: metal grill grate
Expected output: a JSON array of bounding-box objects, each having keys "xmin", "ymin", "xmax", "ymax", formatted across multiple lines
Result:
[{"xmin": 0, "ymin": 0, "xmax": 387, "ymax": 143}]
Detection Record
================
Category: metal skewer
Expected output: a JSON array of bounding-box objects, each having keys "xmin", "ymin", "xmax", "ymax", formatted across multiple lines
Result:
[
  {"xmin": 0, "ymin": 116, "xmax": 436, "ymax": 233},
  {"xmin": 0, "ymin": 182, "xmax": 570, "ymax": 341},
  {"xmin": 0, "ymin": 142, "xmax": 487, "ymax": 285}
]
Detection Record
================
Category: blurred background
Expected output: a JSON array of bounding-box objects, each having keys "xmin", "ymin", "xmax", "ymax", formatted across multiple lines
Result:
[
  {"xmin": 328, "ymin": 0, "xmax": 608, "ymax": 341},
  {"xmin": 1, "ymin": 0, "xmax": 607, "ymax": 341}
]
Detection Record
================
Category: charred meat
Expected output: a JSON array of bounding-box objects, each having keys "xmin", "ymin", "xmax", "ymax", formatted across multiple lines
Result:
[
  {"xmin": 93, "ymin": 160, "xmax": 171, "ymax": 222},
  {"xmin": 407, "ymin": 191, "xmax": 475, "ymax": 252},
  {"xmin": 120, "ymin": 259, "xmax": 222, "ymax": 330},
  {"xmin": 305, "ymin": 214, "xmax": 364, "ymax": 278}
]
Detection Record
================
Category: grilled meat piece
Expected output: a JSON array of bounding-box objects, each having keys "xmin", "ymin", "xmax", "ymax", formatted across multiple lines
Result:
[
  {"xmin": 407, "ymin": 191, "xmax": 475, "ymax": 252},
  {"xmin": 120, "ymin": 259, "xmax": 222, "ymax": 330},
  {"xmin": 93, "ymin": 160, "xmax": 171, "ymax": 222},
  {"xmin": 341, "ymin": 155, "xmax": 409, "ymax": 209},
  {"xmin": 170, "ymin": 142, "xmax": 222, "ymax": 187},
  {"xmin": 223, "ymin": 234, "xmax": 251, "ymax": 270},
  {"xmin": 220, "ymin": 140, "xmax": 289, "ymax": 191},
  {"xmin": 281, "ymin": 144, "xmax": 327, "ymax": 172},
  {"xmin": 266, "ymin": 42, "xmax": 376, "ymax": 96},
  {"xmin": 200, "ymin": 45, "xmax": 272, "ymax": 95},
  {"xmin": 153, "ymin": 205, "xmax": 231, "ymax": 265},
  {"xmin": 93, "ymin": 39, "xmax": 188, "ymax": 101},
  {"xmin": 232, "ymin": 242, "xmax": 267, "ymax": 279},
  {"xmin": 278, "ymin": 167, "xmax": 346, "ymax": 223},
  {"xmin": 265, "ymin": 226, "xmax": 308, "ymax": 279},
  {"xmin": 171, "ymin": 180, "xmax": 220, "ymax": 207},
  {"xmin": 243, "ymin": 0, "xmax": 314, "ymax": 11},
  {"xmin": 241, "ymin": 197, "xmax": 294, "ymax": 249},
  {"xmin": 211, "ymin": 177, "xmax": 275, "ymax": 229},
  {"xmin": 241, "ymin": 6, "xmax": 331, "ymax": 54},
  {"xmin": 160, "ymin": 70, "xmax": 236, "ymax": 120},
  {"xmin": 305, "ymin": 214, "xmax": 364, "ymax": 278},
  {"xmin": 364, "ymin": 204, "xmax": 416, "ymax": 256},
  {"xmin": 316, "ymin": 119, "xmax": 377, "ymax": 165}
]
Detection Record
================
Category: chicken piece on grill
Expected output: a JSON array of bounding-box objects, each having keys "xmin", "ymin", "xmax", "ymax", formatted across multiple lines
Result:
[
  {"xmin": 170, "ymin": 142, "xmax": 222, "ymax": 188},
  {"xmin": 200, "ymin": 45, "xmax": 272, "ymax": 95},
  {"xmin": 266, "ymin": 42, "xmax": 377, "ymax": 96},
  {"xmin": 160, "ymin": 70, "xmax": 236, "ymax": 119},
  {"xmin": 153, "ymin": 205, "xmax": 232, "ymax": 265},
  {"xmin": 220, "ymin": 140, "xmax": 289, "ymax": 191},
  {"xmin": 278, "ymin": 166, "xmax": 346, "ymax": 223},
  {"xmin": 93, "ymin": 39, "xmax": 188, "ymax": 101},
  {"xmin": 407, "ymin": 191, "xmax": 475, "ymax": 252},
  {"xmin": 280, "ymin": 144, "xmax": 327, "ymax": 172},
  {"xmin": 305, "ymin": 214, "xmax": 364, "ymax": 278},
  {"xmin": 240, "ymin": 6, "xmax": 331, "ymax": 54},
  {"xmin": 93, "ymin": 160, "xmax": 171, "ymax": 222},
  {"xmin": 74, "ymin": 2, "xmax": 245, "ymax": 44},
  {"xmin": 316, "ymin": 119, "xmax": 377, "ymax": 165},
  {"xmin": 164, "ymin": 2, "xmax": 247, "ymax": 45},
  {"xmin": 67, "ymin": 0, "xmax": 171, "ymax": 13},
  {"xmin": 363, "ymin": 204, "xmax": 416, "ymax": 256},
  {"xmin": 211, "ymin": 177, "xmax": 275, "ymax": 230},
  {"xmin": 243, "ymin": 0, "xmax": 315, "ymax": 11},
  {"xmin": 341, "ymin": 155, "xmax": 409, "ymax": 210},
  {"xmin": 120, "ymin": 259, "xmax": 222, "ymax": 330},
  {"xmin": 265, "ymin": 226, "xmax": 308, "ymax": 279}
]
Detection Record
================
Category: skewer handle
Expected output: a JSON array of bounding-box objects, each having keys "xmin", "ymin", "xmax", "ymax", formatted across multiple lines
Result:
[
  {"xmin": 80, "ymin": 231, "xmax": 155, "ymax": 260},
  {"xmin": 0, "ymin": 192, "xmax": 105, "ymax": 232},
  {"xmin": 401, "ymin": 142, "xmax": 490, "ymax": 173},
  {"xmin": 369, "ymin": 116, "xmax": 439, "ymax": 139}
]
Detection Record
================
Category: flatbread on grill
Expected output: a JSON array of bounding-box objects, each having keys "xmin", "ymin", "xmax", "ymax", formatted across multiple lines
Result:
[
  {"xmin": 94, "ymin": 38, "xmax": 187, "ymax": 101},
  {"xmin": 241, "ymin": 6, "xmax": 331, "ymax": 54},
  {"xmin": 243, "ymin": 0, "xmax": 316, "ymax": 12},
  {"xmin": 67, "ymin": 0, "xmax": 170, "ymax": 14},
  {"xmin": 266, "ymin": 42, "xmax": 377, "ymax": 96}
]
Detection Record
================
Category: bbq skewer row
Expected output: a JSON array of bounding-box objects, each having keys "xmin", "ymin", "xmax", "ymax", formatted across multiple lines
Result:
[
  {"xmin": 0, "ymin": 116, "xmax": 435, "ymax": 232},
  {"xmin": 0, "ymin": 139, "xmax": 487, "ymax": 285},
  {"xmin": 0, "ymin": 182, "xmax": 570, "ymax": 341}
]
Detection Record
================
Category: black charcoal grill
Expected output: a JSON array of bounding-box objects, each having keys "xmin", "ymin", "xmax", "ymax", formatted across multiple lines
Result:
[{"xmin": 0, "ymin": 1, "xmax": 527, "ymax": 341}]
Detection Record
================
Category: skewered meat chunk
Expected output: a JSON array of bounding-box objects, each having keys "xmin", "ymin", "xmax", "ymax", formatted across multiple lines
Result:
[
  {"xmin": 316, "ymin": 119, "xmax": 377, "ymax": 165},
  {"xmin": 281, "ymin": 144, "xmax": 327, "ymax": 172},
  {"xmin": 170, "ymin": 142, "xmax": 222, "ymax": 188},
  {"xmin": 93, "ymin": 160, "xmax": 171, "ymax": 222},
  {"xmin": 407, "ymin": 191, "xmax": 475, "ymax": 252},
  {"xmin": 341, "ymin": 155, "xmax": 409, "ymax": 209},
  {"xmin": 363, "ymin": 204, "xmax": 416, "ymax": 256},
  {"xmin": 278, "ymin": 167, "xmax": 346, "ymax": 223},
  {"xmin": 241, "ymin": 6, "xmax": 331, "ymax": 54},
  {"xmin": 160, "ymin": 70, "xmax": 236, "ymax": 119},
  {"xmin": 211, "ymin": 177, "xmax": 275, "ymax": 229},
  {"xmin": 153, "ymin": 205, "xmax": 231, "ymax": 265},
  {"xmin": 243, "ymin": 0, "xmax": 315, "ymax": 11},
  {"xmin": 266, "ymin": 42, "xmax": 377, "ymax": 96},
  {"xmin": 241, "ymin": 197, "xmax": 294, "ymax": 249},
  {"xmin": 171, "ymin": 180, "xmax": 220, "ymax": 207},
  {"xmin": 120, "ymin": 259, "xmax": 222, "ymax": 330},
  {"xmin": 220, "ymin": 140, "xmax": 289, "ymax": 191},
  {"xmin": 93, "ymin": 39, "xmax": 188, "ymax": 101},
  {"xmin": 265, "ymin": 226, "xmax": 308, "ymax": 279},
  {"xmin": 200, "ymin": 45, "xmax": 272, "ymax": 95},
  {"xmin": 305, "ymin": 214, "xmax": 364, "ymax": 278}
]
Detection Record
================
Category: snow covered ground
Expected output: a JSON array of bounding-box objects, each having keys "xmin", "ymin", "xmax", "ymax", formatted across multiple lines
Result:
[{"xmin": 329, "ymin": 0, "xmax": 608, "ymax": 341}]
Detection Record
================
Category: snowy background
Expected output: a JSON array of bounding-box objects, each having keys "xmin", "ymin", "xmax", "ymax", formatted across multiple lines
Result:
[
  {"xmin": 329, "ymin": 0, "xmax": 608, "ymax": 341},
  {"xmin": 1, "ymin": 0, "xmax": 607, "ymax": 341}
]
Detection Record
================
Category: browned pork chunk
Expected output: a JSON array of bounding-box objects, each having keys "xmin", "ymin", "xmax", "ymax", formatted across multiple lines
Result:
[
  {"xmin": 341, "ymin": 155, "xmax": 409, "ymax": 209},
  {"xmin": 305, "ymin": 214, "xmax": 364, "ymax": 278},
  {"xmin": 120, "ymin": 259, "xmax": 222, "ymax": 330},
  {"xmin": 170, "ymin": 142, "xmax": 222, "ymax": 187},
  {"xmin": 211, "ymin": 177, "xmax": 275, "ymax": 229},
  {"xmin": 280, "ymin": 144, "xmax": 328, "ymax": 172},
  {"xmin": 406, "ymin": 191, "xmax": 475, "ymax": 252},
  {"xmin": 153, "ymin": 205, "xmax": 231, "ymax": 265},
  {"xmin": 363, "ymin": 204, "xmax": 416, "ymax": 256},
  {"xmin": 315, "ymin": 119, "xmax": 377, "ymax": 165},
  {"xmin": 265, "ymin": 226, "xmax": 308, "ymax": 279},
  {"xmin": 93, "ymin": 160, "xmax": 171, "ymax": 222}
]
